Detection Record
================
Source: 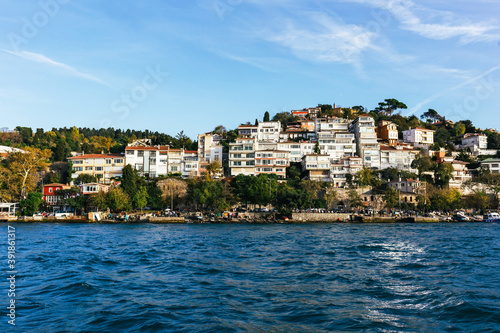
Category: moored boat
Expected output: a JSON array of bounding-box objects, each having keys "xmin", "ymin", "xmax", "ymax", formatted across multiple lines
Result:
[{"xmin": 483, "ymin": 212, "xmax": 500, "ymax": 222}]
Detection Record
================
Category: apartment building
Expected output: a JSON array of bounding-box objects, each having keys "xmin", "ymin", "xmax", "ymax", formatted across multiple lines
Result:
[
  {"xmin": 69, "ymin": 154, "xmax": 125, "ymax": 184},
  {"xmin": 197, "ymin": 132, "xmax": 223, "ymax": 175},
  {"xmin": 255, "ymin": 149, "xmax": 290, "ymax": 178},
  {"xmin": 379, "ymin": 144, "xmax": 419, "ymax": 172},
  {"xmin": 376, "ymin": 120, "xmax": 399, "ymax": 146},
  {"xmin": 402, "ymin": 127, "xmax": 434, "ymax": 147},
  {"xmin": 349, "ymin": 115, "xmax": 381, "ymax": 169},
  {"xmin": 481, "ymin": 158, "xmax": 500, "ymax": 174},
  {"xmin": 258, "ymin": 121, "xmax": 281, "ymax": 142},
  {"xmin": 125, "ymin": 145, "xmax": 199, "ymax": 178},
  {"xmin": 302, "ymin": 154, "xmax": 331, "ymax": 181},
  {"xmin": 447, "ymin": 160, "xmax": 472, "ymax": 192},
  {"xmin": 229, "ymin": 137, "xmax": 257, "ymax": 176}
]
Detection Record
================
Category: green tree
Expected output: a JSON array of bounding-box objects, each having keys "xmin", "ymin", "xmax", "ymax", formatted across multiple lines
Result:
[
  {"xmin": 420, "ymin": 109, "xmax": 442, "ymax": 122},
  {"xmin": 121, "ymin": 165, "xmax": 138, "ymax": 199},
  {"xmin": 90, "ymin": 190, "xmax": 108, "ymax": 211},
  {"xmin": 434, "ymin": 163, "xmax": 454, "ymax": 188},
  {"xmin": 20, "ymin": 192, "xmax": 43, "ymax": 216},
  {"xmin": 74, "ymin": 174, "xmax": 98, "ymax": 185},
  {"xmin": 263, "ymin": 111, "xmax": 270, "ymax": 122},
  {"xmin": 383, "ymin": 187, "xmax": 399, "ymax": 210},
  {"xmin": 411, "ymin": 153, "xmax": 435, "ymax": 177},
  {"xmin": 53, "ymin": 138, "xmax": 67, "ymax": 162},
  {"xmin": 466, "ymin": 190, "xmax": 491, "ymax": 213},
  {"xmin": 106, "ymin": 187, "xmax": 132, "ymax": 212},
  {"xmin": 374, "ymin": 98, "xmax": 407, "ymax": 116},
  {"xmin": 346, "ymin": 189, "xmax": 363, "ymax": 211},
  {"xmin": 314, "ymin": 142, "xmax": 321, "ymax": 154},
  {"xmin": 134, "ymin": 186, "xmax": 149, "ymax": 211}
]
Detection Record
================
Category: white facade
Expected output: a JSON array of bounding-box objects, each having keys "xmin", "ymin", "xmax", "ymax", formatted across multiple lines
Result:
[
  {"xmin": 302, "ymin": 154, "xmax": 331, "ymax": 181},
  {"xmin": 379, "ymin": 145, "xmax": 419, "ymax": 172},
  {"xmin": 255, "ymin": 149, "xmax": 289, "ymax": 178},
  {"xmin": 349, "ymin": 116, "xmax": 381, "ymax": 169},
  {"xmin": 481, "ymin": 158, "xmax": 500, "ymax": 174},
  {"xmin": 125, "ymin": 146, "xmax": 198, "ymax": 178},
  {"xmin": 315, "ymin": 118, "xmax": 356, "ymax": 162},
  {"xmin": 229, "ymin": 137, "xmax": 257, "ymax": 176},
  {"xmin": 258, "ymin": 121, "xmax": 281, "ymax": 142},
  {"xmin": 402, "ymin": 128, "xmax": 434, "ymax": 146}
]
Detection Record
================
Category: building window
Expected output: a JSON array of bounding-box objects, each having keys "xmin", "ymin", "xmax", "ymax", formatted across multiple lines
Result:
[
  {"xmin": 49, "ymin": 188, "xmax": 53, "ymax": 193},
  {"xmin": 138, "ymin": 151, "xmax": 144, "ymax": 157},
  {"xmin": 95, "ymin": 167, "xmax": 103, "ymax": 171},
  {"xmin": 114, "ymin": 159, "xmax": 123, "ymax": 164},
  {"xmin": 126, "ymin": 150, "xmax": 134, "ymax": 155},
  {"xmin": 106, "ymin": 159, "xmax": 112, "ymax": 164}
]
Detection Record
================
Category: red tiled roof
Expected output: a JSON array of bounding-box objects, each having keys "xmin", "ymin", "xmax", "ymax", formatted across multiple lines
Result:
[
  {"xmin": 125, "ymin": 145, "xmax": 170, "ymax": 151},
  {"xmin": 68, "ymin": 154, "xmax": 122, "ymax": 159}
]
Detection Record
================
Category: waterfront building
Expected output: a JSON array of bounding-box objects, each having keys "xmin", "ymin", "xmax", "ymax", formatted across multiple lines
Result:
[
  {"xmin": 229, "ymin": 137, "xmax": 257, "ymax": 176},
  {"xmin": 197, "ymin": 132, "xmax": 223, "ymax": 176},
  {"xmin": 349, "ymin": 115, "xmax": 381, "ymax": 169},
  {"xmin": 255, "ymin": 149, "xmax": 289, "ymax": 178},
  {"xmin": 43, "ymin": 183, "xmax": 71, "ymax": 205},
  {"xmin": 78, "ymin": 183, "xmax": 111, "ymax": 195},
  {"xmin": 447, "ymin": 160, "xmax": 472, "ymax": 193},
  {"xmin": 125, "ymin": 144, "xmax": 199, "ymax": 178},
  {"xmin": 69, "ymin": 153, "xmax": 124, "ymax": 184}
]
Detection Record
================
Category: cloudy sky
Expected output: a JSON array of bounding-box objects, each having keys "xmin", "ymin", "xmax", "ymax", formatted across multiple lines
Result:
[{"xmin": 1, "ymin": 0, "xmax": 499, "ymax": 138}]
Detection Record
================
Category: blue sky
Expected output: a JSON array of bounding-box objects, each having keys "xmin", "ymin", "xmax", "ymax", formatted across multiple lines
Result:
[{"xmin": 1, "ymin": 0, "xmax": 499, "ymax": 139}]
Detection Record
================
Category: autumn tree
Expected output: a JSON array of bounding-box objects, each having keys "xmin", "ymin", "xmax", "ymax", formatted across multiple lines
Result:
[{"xmin": 6, "ymin": 147, "xmax": 52, "ymax": 200}]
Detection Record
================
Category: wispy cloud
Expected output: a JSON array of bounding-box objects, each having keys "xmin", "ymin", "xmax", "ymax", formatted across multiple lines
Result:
[
  {"xmin": 337, "ymin": 0, "xmax": 499, "ymax": 43},
  {"xmin": 2, "ymin": 50, "xmax": 110, "ymax": 86},
  {"xmin": 265, "ymin": 12, "xmax": 378, "ymax": 68},
  {"xmin": 406, "ymin": 65, "xmax": 500, "ymax": 116}
]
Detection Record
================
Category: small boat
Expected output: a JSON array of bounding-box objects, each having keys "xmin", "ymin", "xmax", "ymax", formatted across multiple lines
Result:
[{"xmin": 483, "ymin": 212, "xmax": 500, "ymax": 222}]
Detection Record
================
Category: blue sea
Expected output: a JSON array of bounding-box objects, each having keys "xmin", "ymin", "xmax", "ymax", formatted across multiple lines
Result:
[{"xmin": 2, "ymin": 222, "xmax": 500, "ymax": 332}]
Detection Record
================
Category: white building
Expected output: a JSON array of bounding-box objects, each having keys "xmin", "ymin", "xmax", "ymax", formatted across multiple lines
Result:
[
  {"xmin": 255, "ymin": 149, "xmax": 289, "ymax": 178},
  {"xmin": 447, "ymin": 161, "xmax": 472, "ymax": 193},
  {"xmin": 258, "ymin": 121, "xmax": 281, "ymax": 142},
  {"xmin": 461, "ymin": 133, "xmax": 496, "ymax": 156},
  {"xmin": 402, "ymin": 127, "xmax": 435, "ymax": 147},
  {"xmin": 349, "ymin": 115, "xmax": 380, "ymax": 169},
  {"xmin": 302, "ymin": 154, "xmax": 331, "ymax": 181},
  {"xmin": 125, "ymin": 145, "xmax": 198, "ymax": 178},
  {"xmin": 315, "ymin": 117, "xmax": 356, "ymax": 162},
  {"xmin": 197, "ymin": 132, "xmax": 223, "ymax": 175},
  {"xmin": 481, "ymin": 158, "xmax": 500, "ymax": 174},
  {"xmin": 229, "ymin": 137, "xmax": 257, "ymax": 176},
  {"xmin": 69, "ymin": 154, "xmax": 124, "ymax": 184},
  {"xmin": 379, "ymin": 144, "xmax": 419, "ymax": 172}
]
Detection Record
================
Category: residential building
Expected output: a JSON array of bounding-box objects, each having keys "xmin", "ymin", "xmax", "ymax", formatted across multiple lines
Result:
[
  {"xmin": 238, "ymin": 124, "xmax": 258, "ymax": 138},
  {"xmin": 277, "ymin": 141, "xmax": 315, "ymax": 163},
  {"xmin": 349, "ymin": 115, "xmax": 381, "ymax": 169},
  {"xmin": 379, "ymin": 144, "xmax": 419, "ymax": 172},
  {"xmin": 43, "ymin": 183, "xmax": 71, "ymax": 205},
  {"xmin": 402, "ymin": 127, "xmax": 435, "ymax": 147},
  {"xmin": 387, "ymin": 178, "xmax": 421, "ymax": 194},
  {"xmin": 315, "ymin": 117, "xmax": 356, "ymax": 162},
  {"xmin": 447, "ymin": 161, "xmax": 472, "ymax": 192},
  {"xmin": 255, "ymin": 149, "xmax": 289, "ymax": 178},
  {"xmin": 197, "ymin": 132, "xmax": 223, "ymax": 176},
  {"xmin": 376, "ymin": 120, "xmax": 399, "ymax": 146},
  {"xmin": 257, "ymin": 121, "xmax": 281, "ymax": 142},
  {"xmin": 481, "ymin": 158, "xmax": 500, "ymax": 174},
  {"xmin": 182, "ymin": 151, "xmax": 200, "ymax": 178},
  {"xmin": 125, "ymin": 144, "xmax": 198, "ymax": 178},
  {"xmin": 387, "ymin": 178, "xmax": 421, "ymax": 205},
  {"xmin": 461, "ymin": 133, "xmax": 496, "ymax": 156},
  {"xmin": 69, "ymin": 154, "xmax": 124, "ymax": 184},
  {"xmin": 0, "ymin": 145, "xmax": 23, "ymax": 159},
  {"xmin": 79, "ymin": 183, "xmax": 111, "ymax": 196},
  {"xmin": 229, "ymin": 137, "xmax": 257, "ymax": 176},
  {"xmin": 301, "ymin": 154, "xmax": 331, "ymax": 181}
]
